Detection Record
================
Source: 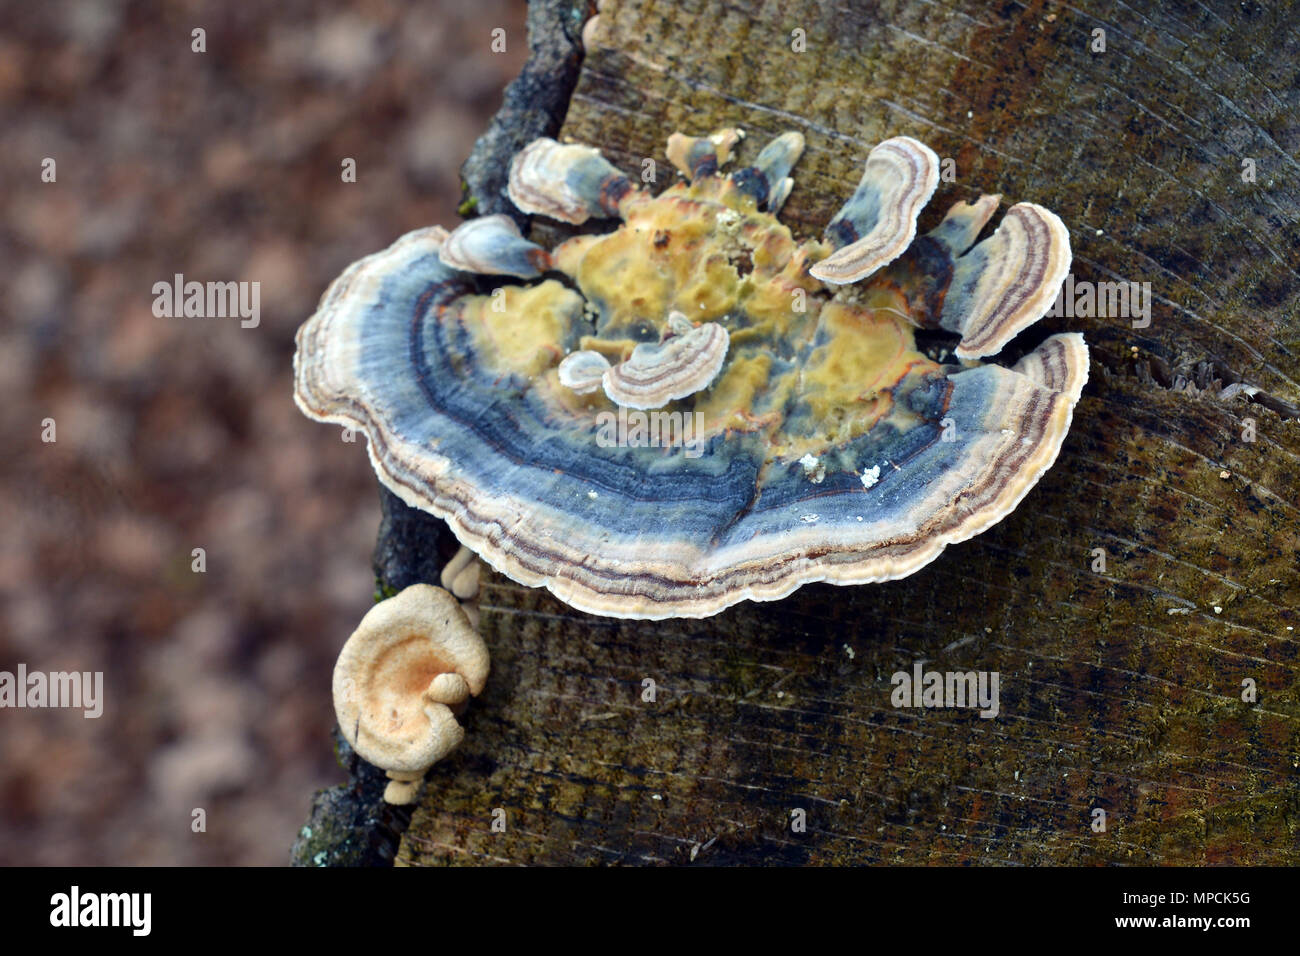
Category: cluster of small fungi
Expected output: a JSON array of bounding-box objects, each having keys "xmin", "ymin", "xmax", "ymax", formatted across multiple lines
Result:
[{"xmin": 302, "ymin": 125, "xmax": 1088, "ymax": 798}]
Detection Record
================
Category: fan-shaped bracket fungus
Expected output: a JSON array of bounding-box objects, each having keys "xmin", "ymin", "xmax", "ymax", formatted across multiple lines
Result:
[
  {"xmin": 332, "ymin": 584, "xmax": 490, "ymax": 804},
  {"xmin": 295, "ymin": 125, "xmax": 1088, "ymax": 620}
]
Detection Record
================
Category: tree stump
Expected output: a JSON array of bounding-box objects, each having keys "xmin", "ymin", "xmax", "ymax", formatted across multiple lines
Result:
[{"xmin": 298, "ymin": 0, "xmax": 1300, "ymax": 866}]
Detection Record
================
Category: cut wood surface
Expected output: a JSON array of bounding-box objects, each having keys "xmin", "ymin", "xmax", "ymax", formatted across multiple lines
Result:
[{"xmin": 381, "ymin": 0, "xmax": 1299, "ymax": 865}]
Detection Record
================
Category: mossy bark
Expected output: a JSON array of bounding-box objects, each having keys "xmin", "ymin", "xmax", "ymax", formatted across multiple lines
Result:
[{"xmin": 309, "ymin": 0, "xmax": 1300, "ymax": 865}]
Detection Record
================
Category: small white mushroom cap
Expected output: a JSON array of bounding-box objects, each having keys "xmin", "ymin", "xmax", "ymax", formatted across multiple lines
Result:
[
  {"xmin": 438, "ymin": 214, "xmax": 552, "ymax": 278},
  {"xmin": 332, "ymin": 584, "xmax": 490, "ymax": 803},
  {"xmin": 449, "ymin": 561, "xmax": 480, "ymax": 601},
  {"xmin": 940, "ymin": 202, "xmax": 1072, "ymax": 360},
  {"xmin": 666, "ymin": 128, "xmax": 743, "ymax": 179},
  {"xmin": 665, "ymin": 310, "xmax": 694, "ymax": 337},
  {"xmin": 507, "ymin": 138, "xmax": 632, "ymax": 224},
  {"xmin": 439, "ymin": 544, "xmax": 482, "ymax": 601},
  {"xmin": 602, "ymin": 320, "xmax": 730, "ymax": 410},
  {"xmin": 558, "ymin": 349, "xmax": 613, "ymax": 395},
  {"xmin": 810, "ymin": 136, "xmax": 940, "ymax": 284}
]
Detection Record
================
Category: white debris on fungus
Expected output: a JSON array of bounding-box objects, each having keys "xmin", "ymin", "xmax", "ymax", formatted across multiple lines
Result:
[{"xmin": 799, "ymin": 453, "xmax": 826, "ymax": 483}]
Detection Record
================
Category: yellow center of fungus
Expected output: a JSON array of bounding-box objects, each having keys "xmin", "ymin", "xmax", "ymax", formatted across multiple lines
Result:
[{"xmin": 458, "ymin": 175, "xmax": 942, "ymax": 466}]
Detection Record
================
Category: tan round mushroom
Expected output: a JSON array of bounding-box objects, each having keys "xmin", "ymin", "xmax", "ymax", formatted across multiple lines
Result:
[
  {"xmin": 439, "ymin": 544, "xmax": 483, "ymax": 628},
  {"xmin": 439, "ymin": 544, "xmax": 481, "ymax": 601},
  {"xmin": 332, "ymin": 583, "xmax": 490, "ymax": 805}
]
